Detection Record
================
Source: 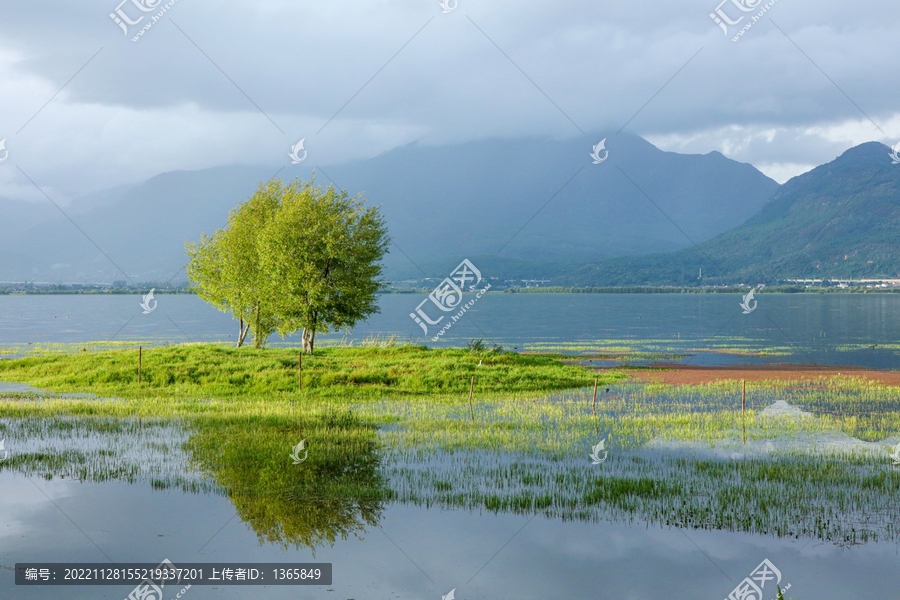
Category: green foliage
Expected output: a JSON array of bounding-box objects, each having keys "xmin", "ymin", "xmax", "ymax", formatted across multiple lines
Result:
[
  {"xmin": 185, "ymin": 181, "xmax": 281, "ymax": 348},
  {"xmin": 466, "ymin": 339, "xmax": 486, "ymax": 353},
  {"xmin": 257, "ymin": 178, "xmax": 389, "ymax": 353},
  {"xmin": 185, "ymin": 177, "xmax": 389, "ymax": 352},
  {"xmin": 466, "ymin": 339, "xmax": 503, "ymax": 354}
]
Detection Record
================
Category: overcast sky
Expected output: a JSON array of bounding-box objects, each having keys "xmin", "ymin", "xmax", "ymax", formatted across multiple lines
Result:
[{"xmin": 1, "ymin": 0, "xmax": 898, "ymax": 205}]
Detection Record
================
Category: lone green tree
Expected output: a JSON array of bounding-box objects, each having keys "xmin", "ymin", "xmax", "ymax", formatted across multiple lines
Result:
[
  {"xmin": 185, "ymin": 177, "xmax": 389, "ymax": 351},
  {"xmin": 185, "ymin": 181, "xmax": 280, "ymax": 348}
]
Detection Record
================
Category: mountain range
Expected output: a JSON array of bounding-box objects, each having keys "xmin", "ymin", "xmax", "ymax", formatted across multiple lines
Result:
[
  {"xmin": 0, "ymin": 133, "xmax": 778, "ymax": 284},
  {"xmin": 324, "ymin": 133, "xmax": 778, "ymax": 278},
  {"xmin": 559, "ymin": 141, "xmax": 900, "ymax": 286},
  {"xmin": 0, "ymin": 135, "xmax": 895, "ymax": 286}
]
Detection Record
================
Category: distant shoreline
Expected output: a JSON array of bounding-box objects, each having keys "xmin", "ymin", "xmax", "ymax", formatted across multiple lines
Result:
[
  {"xmin": 3, "ymin": 286, "xmax": 900, "ymax": 295},
  {"xmin": 0, "ymin": 289, "xmax": 196, "ymax": 295},
  {"xmin": 378, "ymin": 285, "xmax": 900, "ymax": 294}
]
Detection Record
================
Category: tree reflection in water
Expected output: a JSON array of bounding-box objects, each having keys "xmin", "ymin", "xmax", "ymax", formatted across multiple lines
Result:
[{"xmin": 188, "ymin": 409, "xmax": 391, "ymax": 552}]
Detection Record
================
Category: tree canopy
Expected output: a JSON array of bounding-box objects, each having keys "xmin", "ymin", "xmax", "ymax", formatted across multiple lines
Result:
[{"xmin": 185, "ymin": 177, "xmax": 389, "ymax": 351}]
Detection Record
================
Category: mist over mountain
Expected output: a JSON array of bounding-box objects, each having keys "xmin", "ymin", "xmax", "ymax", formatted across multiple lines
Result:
[
  {"xmin": 325, "ymin": 133, "xmax": 779, "ymax": 279},
  {"xmin": 560, "ymin": 142, "xmax": 900, "ymax": 286},
  {"xmin": 0, "ymin": 199, "xmax": 56, "ymax": 242},
  {"xmin": 0, "ymin": 167, "xmax": 274, "ymax": 283},
  {"xmin": 0, "ymin": 134, "xmax": 780, "ymax": 284}
]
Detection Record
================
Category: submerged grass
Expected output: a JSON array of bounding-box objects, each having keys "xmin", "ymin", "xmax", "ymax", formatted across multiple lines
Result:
[
  {"xmin": 1, "ymin": 343, "xmax": 898, "ymax": 554},
  {"xmin": 385, "ymin": 448, "xmax": 900, "ymax": 548}
]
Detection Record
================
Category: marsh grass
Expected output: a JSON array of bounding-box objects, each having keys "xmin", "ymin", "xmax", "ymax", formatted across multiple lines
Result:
[
  {"xmin": 1, "ymin": 344, "xmax": 898, "ymax": 551},
  {"xmin": 356, "ymin": 378, "xmax": 900, "ymax": 545},
  {"xmin": 0, "ymin": 415, "xmax": 208, "ymax": 490}
]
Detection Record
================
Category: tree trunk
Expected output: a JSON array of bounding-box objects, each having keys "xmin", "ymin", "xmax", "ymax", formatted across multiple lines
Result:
[
  {"xmin": 238, "ymin": 320, "xmax": 250, "ymax": 347},
  {"xmin": 253, "ymin": 301, "xmax": 263, "ymax": 349},
  {"xmin": 302, "ymin": 324, "xmax": 316, "ymax": 355}
]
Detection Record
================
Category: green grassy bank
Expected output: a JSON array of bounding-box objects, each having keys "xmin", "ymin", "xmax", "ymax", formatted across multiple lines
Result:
[{"xmin": 0, "ymin": 343, "xmax": 620, "ymax": 402}]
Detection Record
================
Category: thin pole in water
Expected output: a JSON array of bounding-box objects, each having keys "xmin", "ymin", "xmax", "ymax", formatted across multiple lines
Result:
[
  {"xmin": 592, "ymin": 378, "xmax": 599, "ymax": 434},
  {"xmin": 468, "ymin": 375, "xmax": 475, "ymax": 423},
  {"xmin": 741, "ymin": 379, "xmax": 746, "ymax": 444},
  {"xmin": 139, "ymin": 346, "xmax": 142, "ymax": 384},
  {"xmin": 298, "ymin": 349, "xmax": 303, "ymax": 436}
]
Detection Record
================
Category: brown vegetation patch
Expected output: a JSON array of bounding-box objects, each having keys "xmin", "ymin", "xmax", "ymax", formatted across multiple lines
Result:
[{"xmin": 613, "ymin": 363, "xmax": 900, "ymax": 386}]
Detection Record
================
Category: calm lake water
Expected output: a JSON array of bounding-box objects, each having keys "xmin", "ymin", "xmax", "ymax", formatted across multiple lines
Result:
[
  {"xmin": 2, "ymin": 294, "xmax": 900, "ymax": 600},
  {"xmin": 1, "ymin": 470, "xmax": 898, "ymax": 600},
  {"xmin": 2, "ymin": 293, "xmax": 900, "ymax": 367}
]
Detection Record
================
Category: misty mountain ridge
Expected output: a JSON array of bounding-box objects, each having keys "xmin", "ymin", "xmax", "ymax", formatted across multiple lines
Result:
[
  {"xmin": 559, "ymin": 141, "xmax": 900, "ymax": 286},
  {"xmin": 0, "ymin": 133, "xmax": 779, "ymax": 284},
  {"xmin": 325, "ymin": 133, "xmax": 778, "ymax": 278}
]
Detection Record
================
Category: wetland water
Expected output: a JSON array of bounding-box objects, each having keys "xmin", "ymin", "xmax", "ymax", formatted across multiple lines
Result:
[
  {"xmin": 3, "ymin": 293, "xmax": 900, "ymax": 368},
  {"xmin": 2, "ymin": 294, "xmax": 900, "ymax": 599},
  {"xmin": 1, "ymin": 384, "xmax": 899, "ymax": 600},
  {"xmin": 1, "ymin": 407, "xmax": 898, "ymax": 600},
  {"xmin": 1, "ymin": 470, "xmax": 899, "ymax": 600}
]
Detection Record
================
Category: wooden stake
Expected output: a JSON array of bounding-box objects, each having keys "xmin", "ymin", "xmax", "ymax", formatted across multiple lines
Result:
[
  {"xmin": 139, "ymin": 346, "xmax": 142, "ymax": 384},
  {"xmin": 593, "ymin": 378, "xmax": 599, "ymax": 434},
  {"xmin": 741, "ymin": 379, "xmax": 746, "ymax": 445},
  {"xmin": 297, "ymin": 348, "xmax": 303, "ymax": 437},
  {"xmin": 468, "ymin": 375, "xmax": 475, "ymax": 423}
]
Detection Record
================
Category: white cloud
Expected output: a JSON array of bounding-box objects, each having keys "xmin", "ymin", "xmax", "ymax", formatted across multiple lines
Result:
[{"xmin": 646, "ymin": 116, "xmax": 900, "ymax": 183}]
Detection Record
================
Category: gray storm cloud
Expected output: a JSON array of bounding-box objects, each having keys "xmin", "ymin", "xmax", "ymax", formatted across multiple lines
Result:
[{"xmin": 0, "ymin": 0, "xmax": 898, "ymax": 199}]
